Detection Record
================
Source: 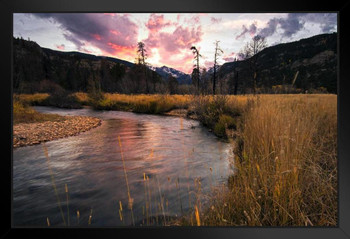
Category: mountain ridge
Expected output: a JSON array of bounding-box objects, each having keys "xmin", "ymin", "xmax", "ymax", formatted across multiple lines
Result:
[
  {"xmin": 13, "ymin": 32, "xmax": 337, "ymax": 94},
  {"xmin": 217, "ymin": 32, "xmax": 337, "ymax": 93}
]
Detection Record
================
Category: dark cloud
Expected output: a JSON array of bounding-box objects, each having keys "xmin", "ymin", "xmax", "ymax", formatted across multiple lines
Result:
[
  {"xmin": 236, "ymin": 22, "xmax": 257, "ymax": 40},
  {"xmin": 278, "ymin": 14, "xmax": 304, "ymax": 37},
  {"xmin": 298, "ymin": 13, "xmax": 337, "ymax": 32},
  {"xmin": 63, "ymin": 32, "xmax": 85, "ymax": 49},
  {"xmin": 258, "ymin": 18, "xmax": 279, "ymax": 38},
  {"xmin": 257, "ymin": 13, "xmax": 337, "ymax": 38},
  {"xmin": 32, "ymin": 13, "xmax": 139, "ymax": 56}
]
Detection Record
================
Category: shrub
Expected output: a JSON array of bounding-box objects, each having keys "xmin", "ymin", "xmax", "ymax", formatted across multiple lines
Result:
[
  {"xmin": 42, "ymin": 91, "xmax": 83, "ymax": 109},
  {"xmin": 192, "ymin": 95, "xmax": 242, "ymax": 138},
  {"xmin": 13, "ymin": 98, "xmax": 65, "ymax": 124},
  {"xmin": 37, "ymin": 80, "xmax": 65, "ymax": 94},
  {"xmin": 214, "ymin": 114, "xmax": 237, "ymax": 137}
]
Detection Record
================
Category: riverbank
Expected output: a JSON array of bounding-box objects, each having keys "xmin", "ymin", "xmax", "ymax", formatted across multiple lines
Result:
[{"xmin": 13, "ymin": 115, "xmax": 101, "ymax": 148}]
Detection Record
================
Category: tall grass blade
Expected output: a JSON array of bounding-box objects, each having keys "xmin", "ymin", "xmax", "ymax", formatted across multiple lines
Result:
[{"xmin": 42, "ymin": 143, "xmax": 66, "ymax": 226}]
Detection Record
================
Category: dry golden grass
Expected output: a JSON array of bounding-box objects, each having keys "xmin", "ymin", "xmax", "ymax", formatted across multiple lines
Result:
[
  {"xmin": 72, "ymin": 92, "xmax": 90, "ymax": 104},
  {"xmin": 90, "ymin": 93, "xmax": 193, "ymax": 113},
  {"xmin": 14, "ymin": 93, "xmax": 50, "ymax": 105},
  {"xmin": 13, "ymin": 98, "xmax": 66, "ymax": 124},
  {"xmin": 199, "ymin": 94, "xmax": 337, "ymax": 226}
]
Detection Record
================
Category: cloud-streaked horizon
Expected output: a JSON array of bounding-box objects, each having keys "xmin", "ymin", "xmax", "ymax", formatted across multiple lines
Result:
[{"xmin": 13, "ymin": 13, "xmax": 337, "ymax": 73}]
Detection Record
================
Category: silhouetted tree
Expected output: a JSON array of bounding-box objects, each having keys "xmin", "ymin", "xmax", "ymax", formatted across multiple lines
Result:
[
  {"xmin": 137, "ymin": 42, "xmax": 149, "ymax": 93},
  {"xmin": 190, "ymin": 46, "xmax": 201, "ymax": 92},
  {"xmin": 213, "ymin": 40, "xmax": 223, "ymax": 95},
  {"xmin": 240, "ymin": 35, "xmax": 267, "ymax": 94}
]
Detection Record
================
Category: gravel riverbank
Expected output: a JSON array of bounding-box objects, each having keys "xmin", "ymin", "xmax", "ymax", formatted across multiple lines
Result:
[{"xmin": 13, "ymin": 116, "xmax": 101, "ymax": 148}]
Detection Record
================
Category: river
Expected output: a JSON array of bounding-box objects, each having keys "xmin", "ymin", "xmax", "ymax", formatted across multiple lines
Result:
[{"xmin": 13, "ymin": 106, "xmax": 234, "ymax": 227}]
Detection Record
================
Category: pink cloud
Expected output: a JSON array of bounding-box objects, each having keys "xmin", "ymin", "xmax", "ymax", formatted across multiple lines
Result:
[
  {"xmin": 143, "ymin": 13, "xmax": 203, "ymax": 73},
  {"xmin": 145, "ymin": 13, "xmax": 172, "ymax": 33},
  {"xmin": 92, "ymin": 33, "xmax": 102, "ymax": 40},
  {"xmin": 204, "ymin": 60, "xmax": 214, "ymax": 69},
  {"xmin": 211, "ymin": 17, "xmax": 222, "ymax": 24},
  {"xmin": 157, "ymin": 47, "xmax": 194, "ymax": 73},
  {"xmin": 103, "ymin": 13, "xmax": 116, "ymax": 16},
  {"xmin": 55, "ymin": 44, "xmax": 65, "ymax": 50},
  {"xmin": 184, "ymin": 15, "xmax": 201, "ymax": 25},
  {"xmin": 223, "ymin": 57, "xmax": 235, "ymax": 62},
  {"xmin": 105, "ymin": 42, "xmax": 136, "ymax": 59},
  {"xmin": 157, "ymin": 26, "xmax": 203, "ymax": 53},
  {"xmin": 176, "ymin": 14, "xmax": 181, "ymax": 22},
  {"xmin": 223, "ymin": 52, "xmax": 236, "ymax": 62},
  {"xmin": 110, "ymin": 30, "xmax": 120, "ymax": 36}
]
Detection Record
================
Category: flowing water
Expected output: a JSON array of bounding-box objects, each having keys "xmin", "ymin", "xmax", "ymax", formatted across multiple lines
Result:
[{"xmin": 13, "ymin": 106, "xmax": 234, "ymax": 227}]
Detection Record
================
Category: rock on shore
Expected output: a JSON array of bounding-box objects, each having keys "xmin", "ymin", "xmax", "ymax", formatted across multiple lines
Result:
[{"xmin": 13, "ymin": 116, "xmax": 102, "ymax": 148}]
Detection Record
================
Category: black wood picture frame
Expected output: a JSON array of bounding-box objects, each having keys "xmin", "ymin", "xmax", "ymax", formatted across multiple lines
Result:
[{"xmin": 1, "ymin": 0, "xmax": 349, "ymax": 238}]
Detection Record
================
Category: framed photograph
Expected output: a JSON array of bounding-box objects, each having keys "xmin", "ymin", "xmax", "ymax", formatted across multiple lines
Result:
[{"xmin": 2, "ymin": 0, "xmax": 350, "ymax": 238}]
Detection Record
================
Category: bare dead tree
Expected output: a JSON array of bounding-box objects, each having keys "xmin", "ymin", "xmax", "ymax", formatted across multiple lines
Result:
[
  {"xmin": 239, "ymin": 35, "xmax": 267, "ymax": 94},
  {"xmin": 213, "ymin": 40, "xmax": 223, "ymax": 95},
  {"xmin": 190, "ymin": 46, "xmax": 201, "ymax": 92}
]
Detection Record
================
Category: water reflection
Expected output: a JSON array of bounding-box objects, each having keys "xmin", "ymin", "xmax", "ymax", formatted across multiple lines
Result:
[{"xmin": 13, "ymin": 107, "xmax": 234, "ymax": 227}]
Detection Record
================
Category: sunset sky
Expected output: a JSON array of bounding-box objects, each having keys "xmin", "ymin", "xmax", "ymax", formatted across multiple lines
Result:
[{"xmin": 13, "ymin": 13, "xmax": 337, "ymax": 74}]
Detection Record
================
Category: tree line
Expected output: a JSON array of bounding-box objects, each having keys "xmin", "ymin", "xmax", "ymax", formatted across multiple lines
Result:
[{"xmin": 13, "ymin": 32, "xmax": 337, "ymax": 95}]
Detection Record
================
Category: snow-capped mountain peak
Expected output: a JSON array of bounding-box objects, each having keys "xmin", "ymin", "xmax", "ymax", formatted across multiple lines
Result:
[{"xmin": 147, "ymin": 65, "xmax": 191, "ymax": 84}]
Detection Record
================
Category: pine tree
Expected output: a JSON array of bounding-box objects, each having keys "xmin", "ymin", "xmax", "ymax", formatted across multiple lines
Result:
[{"xmin": 137, "ymin": 42, "xmax": 149, "ymax": 93}]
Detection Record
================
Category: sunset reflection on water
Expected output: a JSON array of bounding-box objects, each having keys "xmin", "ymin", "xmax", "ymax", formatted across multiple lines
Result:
[{"xmin": 13, "ymin": 107, "xmax": 234, "ymax": 227}]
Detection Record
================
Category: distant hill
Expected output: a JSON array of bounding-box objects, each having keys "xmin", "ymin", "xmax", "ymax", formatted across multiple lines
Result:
[
  {"xmin": 218, "ymin": 33, "xmax": 337, "ymax": 93},
  {"xmin": 12, "ymin": 37, "xmax": 165, "ymax": 93}
]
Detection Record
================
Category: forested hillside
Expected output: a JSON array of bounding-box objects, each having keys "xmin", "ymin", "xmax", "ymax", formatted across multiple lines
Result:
[
  {"xmin": 13, "ymin": 37, "xmax": 164, "ymax": 94},
  {"xmin": 218, "ymin": 33, "xmax": 337, "ymax": 94}
]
